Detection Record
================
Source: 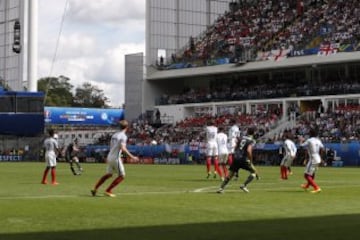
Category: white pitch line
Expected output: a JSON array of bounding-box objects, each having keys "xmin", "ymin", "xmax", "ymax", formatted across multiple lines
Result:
[
  {"xmin": 0, "ymin": 190, "xmax": 191, "ymax": 200},
  {"xmin": 0, "ymin": 194, "xmax": 78, "ymax": 200},
  {"xmin": 192, "ymin": 186, "xmax": 218, "ymax": 193},
  {"xmin": 0, "ymin": 187, "xmax": 219, "ymax": 200},
  {"xmin": 1, "ymin": 183, "xmax": 359, "ymax": 200}
]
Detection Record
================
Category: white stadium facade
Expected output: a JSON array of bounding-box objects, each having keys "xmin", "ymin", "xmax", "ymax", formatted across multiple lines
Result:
[
  {"xmin": 0, "ymin": 0, "xmax": 38, "ymax": 91},
  {"xmin": 125, "ymin": 0, "xmax": 360, "ymax": 132},
  {"xmin": 125, "ymin": 0, "xmax": 235, "ymax": 121}
]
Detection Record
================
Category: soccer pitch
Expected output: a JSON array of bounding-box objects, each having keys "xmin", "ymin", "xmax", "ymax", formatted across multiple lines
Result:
[{"xmin": 0, "ymin": 162, "xmax": 359, "ymax": 240}]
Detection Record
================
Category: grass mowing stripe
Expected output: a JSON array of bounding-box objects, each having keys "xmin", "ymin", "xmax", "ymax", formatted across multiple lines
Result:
[
  {"xmin": 0, "ymin": 163, "xmax": 359, "ymax": 240},
  {"xmin": 1, "ymin": 182, "xmax": 359, "ymax": 200}
]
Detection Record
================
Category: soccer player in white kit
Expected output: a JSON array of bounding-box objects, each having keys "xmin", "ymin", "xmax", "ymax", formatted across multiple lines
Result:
[
  {"xmin": 299, "ymin": 128, "xmax": 324, "ymax": 193},
  {"xmin": 91, "ymin": 120, "xmax": 139, "ymax": 197},
  {"xmin": 227, "ymin": 119, "xmax": 240, "ymax": 166},
  {"xmin": 205, "ymin": 119, "xmax": 222, "ymax": 179},
  {"xmin": 41, "ymin": 129, "xmax": 60, "ymax": 185},
  {"xmin": 280, "ymin": 130, "xmax": 297, "ymax": 180},
  {"xmin": 216, "ymin": 126, "xmax": 229, "ymax": 180},
  {"xmin": 227, "ymin": 119, "xmax": 240, "ymax": 179}
]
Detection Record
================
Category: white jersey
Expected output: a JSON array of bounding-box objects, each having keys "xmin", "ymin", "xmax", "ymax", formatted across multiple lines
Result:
[
  {"xmin": 43, "ymin": 137, "xmax": 58, "ymax": 167},
  {"xmin": 301, "ymin": 137, "xmax": 324, "ymax": 164},
  {"xmin": 284, "ymin": 139, "xmax": 297, "ymax": 158},
  {"xmin": 205, "ymin": 125, "xmax": 218, "ymax": 157},
  {"xmin": 216, "ymin": 132, "xmax": 229, "ymax": 155},
  {"xmin": 280, "ymin": 139, "xmax": 297, "ymax": 167},
  {"xmin": 107, "ymin": 130, "xmax": 127, "ymax": 162},
  {"xmin": 228, "ymin": 125, "xmax": 240, "ymax": 140},
  {"xmin": 228, "ymin": 124, "xmax": 240, "ymax": 153},
  {"xmin": 106, "ymin": 130, "xmax": 128, "ymax": 176},
  {"xmin": 205, "ymin": 126, "xmax": 218, "ymax": 143},
  {"xmin": 44, "ymin": 137, "xmax": 58, "ymax": 153}
]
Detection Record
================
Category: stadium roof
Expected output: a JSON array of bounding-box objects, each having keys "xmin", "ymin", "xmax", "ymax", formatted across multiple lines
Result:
[{"xmin": 146, "ymin": 51, "xmax": 360, "ymax": 80}]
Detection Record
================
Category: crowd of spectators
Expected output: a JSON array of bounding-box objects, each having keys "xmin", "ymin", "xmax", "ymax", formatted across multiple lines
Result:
[
  {"xmin": 157, "ymin": 77, "xmax": 360, "ymax": 105},
  {"xmin": 0, "ymin": 148, "xmax": 24, "ymax": 156},
  {"xmin": 88, "ymin": 103, "xmax": 360, "ymax": 165},
  {"xmin": 127, "ymin": 108, "xmax": 282, "ymax": 146},
  {"xmin": 125, "ymin": 103, "xmax": 360, "ymax": 148},
  {"xmin": 167, "ymin": 0, "xmax": 360, "ymax": 67},
  {"xmin": 277, "ymin": 104, "xmax": 360, "ymax": 143}
]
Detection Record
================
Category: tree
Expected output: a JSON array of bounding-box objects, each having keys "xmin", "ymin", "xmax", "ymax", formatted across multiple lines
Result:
[
  {"xmin": 73, "ymin": 82, "xmax": 110, "ymax": 108},
  {"xmin": 38, "ymin": 76, "xmax": 74, "ymax": 106}
]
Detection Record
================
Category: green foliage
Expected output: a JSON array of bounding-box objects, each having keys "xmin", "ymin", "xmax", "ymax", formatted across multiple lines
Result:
[
  {"xmin": 38, "ymin": 76, "xmax": 74, "ymax": 106},
  {"xmin": 37, "ymin": 77, "xmax": 111, "ymax": 108},
  {"xmin": 0, "ymin": 164, "xmax": 359, "ymax": 240},
  {"xmin": 73, "ymin": 82, "xmax": 110, "ymax": 108}
]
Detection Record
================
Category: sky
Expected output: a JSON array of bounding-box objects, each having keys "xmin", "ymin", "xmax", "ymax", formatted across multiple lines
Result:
[{"xmin": 38, "ymin": 0, "xmax": 146, "ymax": 108}]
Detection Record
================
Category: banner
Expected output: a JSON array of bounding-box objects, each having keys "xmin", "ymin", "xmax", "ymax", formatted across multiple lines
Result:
[
  {"xmin": 44, "ymin": 107, "xmax": 124, "ymax": 125},
  {"xmin": 0, "ymin": 155, "xmax": 22, "ymax": 161},
  {"xmin": 317, "ymin": 43, "xmax": 340, "ymax": 56},
  {"xmin": 268, "ymin": 48, "xmax": 291, "ymax": 61},
  {"xmin": 84, "ymin": 142, "xmax": 360, "ymax": 166}
]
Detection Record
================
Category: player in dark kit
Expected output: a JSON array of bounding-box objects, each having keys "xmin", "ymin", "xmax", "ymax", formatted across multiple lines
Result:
[
  {"xmin": 65, "ymin": 138, "xmax": 83, "ymax": 175},
  {"xmin": 217, "ymin": 127, "xmax": 259, "ymax": 193}
]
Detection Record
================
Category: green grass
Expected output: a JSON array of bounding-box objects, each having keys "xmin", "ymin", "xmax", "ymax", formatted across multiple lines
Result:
[{"xmin": 0, "ymin": 162, "xmax": 359, "ymax": 240}]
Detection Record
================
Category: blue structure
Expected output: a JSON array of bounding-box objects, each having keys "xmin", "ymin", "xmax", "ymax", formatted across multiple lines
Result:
[{"xmin": 0, "ymin": 90, "xmax": 44, "ymax": 136}]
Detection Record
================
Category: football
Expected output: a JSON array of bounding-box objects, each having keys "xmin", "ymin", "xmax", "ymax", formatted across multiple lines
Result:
[{"xmin": 150, "ymin": 140, "xmax": 157, "ymax": 145}]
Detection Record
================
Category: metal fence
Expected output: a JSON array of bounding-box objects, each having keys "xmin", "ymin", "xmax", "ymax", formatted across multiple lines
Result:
[{"xmin": 0, "ymin": 135, "xmax": 45, "ymax": 162}]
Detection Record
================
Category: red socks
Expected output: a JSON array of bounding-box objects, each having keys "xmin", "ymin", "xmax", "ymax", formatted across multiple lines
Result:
[
  {"xmin": 222, "ymin": 165, "xmax": 228, "ymax": 178},
  {"xmin": 106, "ymin": 176, "xmax": 124, "ymax": 193},
  {"xmin": 206, "ymin": 158, "xmax": 211, "ymax": 174},
  {"xmin": 304, "ymin": 174, "xmax": 319, "ymax": 190},
  {"xmin": 41, "ymin": 167, "xmax": 58, "ymax": 185},
  {"xmin": 213, "ymin": 158, "xmax": 222, "ymax": 178},
  {"xmin": 227, "ymin": 154, "xmax": 233, "ymax": 166},
  {"xmin": 95, "ymin": 174, "xmax": 112, "ymax": 190},
  {"xmin": 41, "ymin": 168, "xmax": 50, "ymax": 183},
  {"xmin": 51, "ymin": 168, "xmax": 57, "ymax": 184},
  {"xmin": 280, "ymin": 166, "xmax": 288, "ymax": 179}
]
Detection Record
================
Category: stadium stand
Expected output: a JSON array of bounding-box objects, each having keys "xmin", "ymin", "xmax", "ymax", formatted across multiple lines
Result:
[
  {"xmin": 162, "ymin": 0, "xmax": 360, "ymax": 69},
  {"xmin": 124, "ymin": 0, "xmax": 360, "ymax": 166}
]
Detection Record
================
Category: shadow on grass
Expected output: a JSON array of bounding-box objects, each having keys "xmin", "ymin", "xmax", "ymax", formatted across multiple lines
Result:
[{"xmin": 1, "ymin": 214, "xmax": 359, "ymax": 240}]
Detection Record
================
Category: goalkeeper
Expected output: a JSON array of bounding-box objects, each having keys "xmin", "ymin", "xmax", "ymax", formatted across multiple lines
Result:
[{"xmin": 65, "ymin": 138, "xmax": 83, "ymax": 175}]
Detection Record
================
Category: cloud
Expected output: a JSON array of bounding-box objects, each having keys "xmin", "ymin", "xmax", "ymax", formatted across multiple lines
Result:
[
  {"xmin": 68, "ymin": 0, "xmax": 145, "ymax": 24},
  {"xmin": 39, "ymin": 40, "xmax": 145, "ymax": 107},
  {"xmin": 38, "ymin": 0, "xmax": 146, "ymax": 107},
  {"xmin": 39, "ymin": 33, "xmax": 97, "ymax": 60},
  {"xmin": 92, "ymin": 42, "xmax": 145, "ymax": 107},
  {"xmin": 96, "ymin": 42, "xmax": 145, "ymax": 83}
]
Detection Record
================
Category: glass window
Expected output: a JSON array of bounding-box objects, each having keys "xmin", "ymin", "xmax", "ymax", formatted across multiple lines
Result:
[
  {"xmin": 0, "ymin": 96, "xmax": 15, "ymax": 112},
  {"xmin": 16, "ymin": 96, "xmax": 43, "ymax": 113}
]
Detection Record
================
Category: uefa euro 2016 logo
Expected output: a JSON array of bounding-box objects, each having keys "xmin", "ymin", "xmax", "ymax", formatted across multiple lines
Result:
[{"xmin": 44, "ymin": 110, "xmax": 51, "ymax": 122}]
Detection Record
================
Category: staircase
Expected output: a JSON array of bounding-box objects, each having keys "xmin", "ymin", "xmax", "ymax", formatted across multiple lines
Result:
[{"xmin": 261, "ymin": 113, "xmax": 297, "ymax": 140}]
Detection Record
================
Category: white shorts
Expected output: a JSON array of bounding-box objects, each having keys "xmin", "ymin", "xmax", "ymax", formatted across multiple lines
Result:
[
  {"xmin": 218, "ymin": 154, "xmax": 228, "ymax": 164},
  {"xmin": 280, "ymin": 155, "xmax": 294, "ymax": 167},
  {"xmin": 304, "ymin": 161, "xmax": 319, "ymax": 175},
  {"xmin": 45, "ymin": 152, "xmax": 57, "ymax": 167},
  {"xmin": 206, "ymin": 141, "xmax": 218, "ymax": 157},
  {"xmin": 228, "ymin": 139, "xmax": 237, "ymax": 154},
  {"xmin": 106, "ymin": 158, "xmax": 125, "ymax": 177}
]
